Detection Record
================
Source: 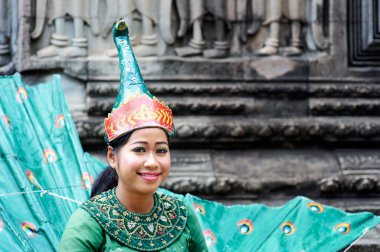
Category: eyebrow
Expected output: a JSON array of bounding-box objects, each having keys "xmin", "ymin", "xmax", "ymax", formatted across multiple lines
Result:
[{"xmin": 131, "ymin": 141, "xmax": 168, "ymax": 145}]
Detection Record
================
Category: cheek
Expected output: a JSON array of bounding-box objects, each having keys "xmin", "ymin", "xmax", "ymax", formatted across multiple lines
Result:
[
  {"xmin": 162, "ymin": 157, "xmax": 171, "ymax": 171},
  {"xmin": 120, "ymin": 157, "xmax": 141, "ymax": 171},
  {"xmin": 114, "ymin": 154, "xmax": 139, "ymax": 173}
]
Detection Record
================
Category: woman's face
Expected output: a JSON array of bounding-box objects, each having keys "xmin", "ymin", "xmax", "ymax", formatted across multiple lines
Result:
[{"xmin": 108, "ymin": 127, "xmax": 170, "ymax": 195}]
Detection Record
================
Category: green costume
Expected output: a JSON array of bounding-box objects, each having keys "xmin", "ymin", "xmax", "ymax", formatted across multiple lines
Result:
[{"xmin": 59, "ymin": 189, "xmax": 207, "ymax": 251}]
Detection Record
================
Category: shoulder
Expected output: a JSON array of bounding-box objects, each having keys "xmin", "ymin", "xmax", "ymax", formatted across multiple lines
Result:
[
  {"xmin": 59, "ymin": 208, "xmax": 104, "ymax": 251},
  {"xmin": 65, "ymin": 207, "xmax": 102, "ymax": 230}
]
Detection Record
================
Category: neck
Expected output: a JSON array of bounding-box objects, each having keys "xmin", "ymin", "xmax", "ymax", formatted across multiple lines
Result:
[{"xmin": 115, "ymin": 187, "xmax": 155, "ymax": 214}]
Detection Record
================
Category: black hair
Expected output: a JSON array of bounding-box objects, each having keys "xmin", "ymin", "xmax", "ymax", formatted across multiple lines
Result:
[{"xmin": 90, "ymin": 133, "xmax": 132, "ymax": 197}]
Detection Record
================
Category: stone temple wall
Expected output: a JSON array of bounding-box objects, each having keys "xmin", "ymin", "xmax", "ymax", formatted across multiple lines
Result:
[{"xmin": 1, "ymin": 0, "xmax": 380, "ymax": 248}]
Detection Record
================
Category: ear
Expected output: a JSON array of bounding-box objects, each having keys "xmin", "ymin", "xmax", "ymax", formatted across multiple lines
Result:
[{"xmin": 107, "ymin": 146, "xmax": 117, "ymax": 169}]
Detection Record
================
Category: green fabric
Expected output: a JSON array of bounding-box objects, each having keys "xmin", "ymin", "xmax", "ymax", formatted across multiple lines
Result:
[
  {"xmin": 183, "ymin": 194, "xmax": 380, "ymax": 252},
  {"xmin": 0, "ymin": 74, "xmax": 106, "ymax": 251},
  {"xmin": 59, "ymin": 204, "xmax": 208, "ymax": 252},
  {"xmin": 112, "ymin": 20, "xmax": 150, "ymax": 109},
  {"xmin": 80, "ymin": 188, "xmax": 191, "ymax": 251},
  {"xmin": 0, "ymin": 73, "xmax": 380, "ymax": 251}
]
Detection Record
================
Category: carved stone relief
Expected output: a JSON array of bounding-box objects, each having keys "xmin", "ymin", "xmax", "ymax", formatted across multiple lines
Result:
[
  {"xmin": 102, "ymin": 0, "xmax": 159, "ymax": 57},
  {"xmin": 175, "ymin": 0, "xmax": 230, "ymax": 58},
  {"xmin": 319, "ymin": 152, "xmax": 380, "ymax": 194},
  {"xmin": 76, "ymin": 116, "xmax": 380, "ymax": 144},
  {"xmin": 32, "ymin": 0, "xmax": 91, "ymax": 58},
  {"xmin": 0, "ymin": 0, "xmax": 10, "ymax": 66},
  {"xmin": 19, "ymin": 0, "xmax": 330, "ymax": 75},
  {"xmin": 348, "ymin": 0, "xmax": 380, "ymax": 66},
  {"xmin": 0, "ymin": 0, "xmax": 16, "ymax": 74}
]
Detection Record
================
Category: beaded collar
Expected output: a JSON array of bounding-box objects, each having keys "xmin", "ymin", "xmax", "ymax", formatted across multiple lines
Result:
[{"xmin": 81, "ymin": 188, "xmax": 188, "ymax": 251}]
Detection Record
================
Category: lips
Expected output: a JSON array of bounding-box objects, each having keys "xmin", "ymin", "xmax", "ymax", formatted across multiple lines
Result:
[{"xmin": 138, "ymin": 172, "xmax": 161, "ymax": 181}]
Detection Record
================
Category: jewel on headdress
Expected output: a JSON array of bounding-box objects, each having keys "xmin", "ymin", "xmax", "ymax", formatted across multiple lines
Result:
[{"xmin": 104, "ymin": 20, "xmax": 175, "ymax": 143}]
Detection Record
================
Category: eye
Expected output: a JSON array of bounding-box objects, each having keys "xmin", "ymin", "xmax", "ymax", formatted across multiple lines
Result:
[
  {"xmin": 156, "ymin": 148, "xmax": 168, "ymax": 154},
  {"xmin": 132, "ymin": 147, "xmax": 146, "ymax": 153}
]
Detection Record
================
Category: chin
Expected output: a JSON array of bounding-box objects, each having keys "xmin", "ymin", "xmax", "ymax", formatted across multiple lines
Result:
[{"xmin": 138, "ymin": 184, "xmax": 160, "ymax": 194}]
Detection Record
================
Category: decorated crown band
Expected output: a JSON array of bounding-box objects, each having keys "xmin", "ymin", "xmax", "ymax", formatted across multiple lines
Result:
[{"xmin": 104, "ymin": 20, "xmax": 175, "ymax": 143}]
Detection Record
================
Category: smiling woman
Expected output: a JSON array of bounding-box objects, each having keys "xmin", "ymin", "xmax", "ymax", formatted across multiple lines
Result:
[
  {"xmin": 108, "ymin": 128, "xmax": 171, "ymax": 213},
  {"xmin": 58, "ymin": 20, "xmax": 207, "ymax": 252}
]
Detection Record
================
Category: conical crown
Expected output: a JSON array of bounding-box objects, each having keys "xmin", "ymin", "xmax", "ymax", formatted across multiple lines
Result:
[{"xmin": 104, "ymin": 20, "xmax": 175, "ymax": 143}]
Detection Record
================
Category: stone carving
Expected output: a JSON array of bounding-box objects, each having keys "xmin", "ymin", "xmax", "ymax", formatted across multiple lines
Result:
[
  {"xmin": 246, "ymin": 0, "xmax": 265, "ymax": 37},
  {"xmin": 319, "ymin": 153, "xmax": 380, "ymax": 194},
  {"xmin": 104, "ymin": 0, "xmax": 159, "ymax": 57},
  {"xmin": 162, "ymin": 176, "xmax": 244, "ymax": 195},
  {"xmin": 310, "ymin": 84, "xmax": 380, "ymax": 98},
  {"xmin": 86, "ymin": 82, "xmax": 308, "ymax": 97},
  {"xmin": 87, "ymin": 97, "xmax": 249, "ymax": 116},
  {"xmin": 254, "ymin": 0, "xmax": 328, "ymax": 56},
  {"xmin": 32, "ymin": 0, "xmax": 92, "ymax": 58},
  {"xmin": 175, "ymin": 0, "xmax": 230, "ymax": 58},
  {"xmin": 226, "ymin": 0, "xmax": 249, "ymax": 55},
  {"xmin": 257, "ymin": 0, "xmax": 306, "ymax": 56},
  {"xmin": 319, "ymin": 175, "xmax": 380, "ymax": 194},
  {"xmin": 306, "ymin": 0, "xmax": 329, "ymax": 51},
  {"xmin": 175, "ymin": 0, "xmax": 189, "ymax": 38},
  {"xmin": 0, "ymin": 0, "xmax": 17, "ymax": 74},
  {"xmin": 348, "ymin": 0, "xmax": 380, "ymax": 66},
  {"xmin": 318, "ymin": 177, "xmax": 341, "ymax": 193},
  {"xmin": 14, "ymin": 0, "xmax": 330, "ymax": 73},
  {"xmin": 310, "ymin": 99, "xmax": 380, "ymax": 116},
  {"xmin": 0, "ymin": 0, "xmax": 10, "ymax": 67},
  {"xmin": 75, "ymin": 117, "xmax": 380, "ymax": 143}
]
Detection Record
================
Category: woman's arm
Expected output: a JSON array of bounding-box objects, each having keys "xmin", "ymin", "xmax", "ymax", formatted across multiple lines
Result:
[
  {"xmin": 58, "ymin": 208, "xmax": 104, "ymax": 251},
  {"xmin": 186, "ymin": 205, "xmax": 208, "ymax": 252}
]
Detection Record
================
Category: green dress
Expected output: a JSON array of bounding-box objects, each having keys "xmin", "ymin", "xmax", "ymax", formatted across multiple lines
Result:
[{"xmin": 58, "ymin": 188, "xmax": 208, "ymax": 252}]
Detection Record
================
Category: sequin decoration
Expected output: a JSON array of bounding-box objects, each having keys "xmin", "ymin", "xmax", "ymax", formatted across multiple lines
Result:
[
  {"xmin": 335, "ymin": 223, "xmax": 351, "ymax": 234},
  {"xmin": 43, "ymin": 149, "xmax": 57, "ymax": 163},
  {"xmin": 16, "ymin": 87, "xmax": 28, "ymax": 103},
  {"xmin": 238, "ymin": 219, "xmax": 253, "ymax": 234},
  {"xmin": 203, "ymin": 230, "xmax": 217, "ymax": 247},
  {"xmin": 81, "ymin": 189, "xmax": 188, "ymax": 251},
  {"xmin": 281, "ymin": 221, "xmax": 296, "ymax": 235},
  {"xmin": 81, "ymin": 172, "xmax": 93, "ymax": 190},
  {"xmin": 55, "ymin": 114, "xmax": 65, "ymax": 128},
  {"xmin": 307, "ymin": 202, "xmax": 324, "ymax": 213},
  {"xmin": 21, "ymin": 222, "xmax": 37, "ymax": 238},
  {"xmin": 194, "ymin": 203, "xmax": 205, "ymax": 215},
  {"xmin": 26, "ymin": 170, "xmax": 42, "ymax": 189}
]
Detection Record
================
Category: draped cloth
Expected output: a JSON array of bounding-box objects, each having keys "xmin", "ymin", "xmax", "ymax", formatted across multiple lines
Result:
[
  {"xmin": 0, "ymin": 73, "xmax": 379, "ymax": 251},
  {"xmin": 0, "ymin": 74, "xmax": 105, "ymax": 251}
]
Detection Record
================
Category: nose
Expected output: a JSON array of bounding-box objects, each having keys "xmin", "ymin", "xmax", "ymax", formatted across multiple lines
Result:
[{"xmin": 144, "ymin": 153, "xmax": 159, "ymax": 169}]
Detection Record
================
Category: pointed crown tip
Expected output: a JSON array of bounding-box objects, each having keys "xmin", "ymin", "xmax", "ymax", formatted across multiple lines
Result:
[{"xmin": 115, "ymin": 20, "xmax": 128, "ymax": 31}]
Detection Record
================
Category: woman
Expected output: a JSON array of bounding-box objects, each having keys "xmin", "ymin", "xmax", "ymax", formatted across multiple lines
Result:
[{"xmin": 59, "ymin": 19, "xmax": 208, "ymax": 251}]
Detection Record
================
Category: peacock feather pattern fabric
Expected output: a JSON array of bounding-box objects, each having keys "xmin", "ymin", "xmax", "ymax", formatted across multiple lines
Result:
[{"xmin": 0, "ymin": 74, "xmax": 105, "ymax": 251}]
